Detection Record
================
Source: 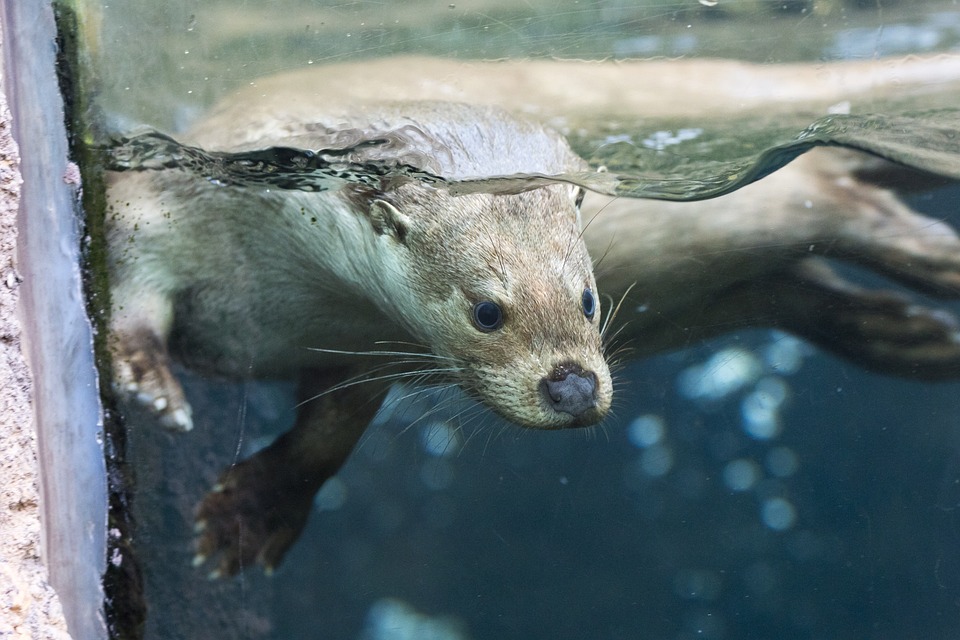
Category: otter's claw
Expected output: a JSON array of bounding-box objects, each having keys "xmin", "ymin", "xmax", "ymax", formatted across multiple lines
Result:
[
  {"xmin": 159, "ymin": 406, "xmax": 193, "ymax": 432},
  {"xmin": 193, "ymin": 450, "xmax": 316, "ymax": 578},
  {"xmin": 111, "ymin": 330, "xmax": 194, "ymax": 431}
]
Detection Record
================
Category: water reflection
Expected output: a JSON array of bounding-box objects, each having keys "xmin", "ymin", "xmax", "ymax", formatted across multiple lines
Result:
[{"xmin": 105, "ymin": 105, "xmax": 960, "ymax": 201}]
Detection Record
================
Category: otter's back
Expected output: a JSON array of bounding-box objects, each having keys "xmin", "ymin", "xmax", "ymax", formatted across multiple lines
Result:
[{"xmin": 189, "ymin": 99, "xmax": 586, "ymax": 180}]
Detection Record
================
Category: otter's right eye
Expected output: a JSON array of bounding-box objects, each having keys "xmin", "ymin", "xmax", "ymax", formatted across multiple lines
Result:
[{"xmin": 472, "ymin": 301, "xmax": 504, "ymax": 332}]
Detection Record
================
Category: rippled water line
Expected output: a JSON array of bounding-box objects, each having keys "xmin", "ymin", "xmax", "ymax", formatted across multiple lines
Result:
[{"xmin": 104, "ymin": 108, "xmax": 960, "ymax": 204}]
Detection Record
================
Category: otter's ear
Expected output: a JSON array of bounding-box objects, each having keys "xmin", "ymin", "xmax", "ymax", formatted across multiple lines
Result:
[
  {"xmin": 571, "ymin": 185, "xmax": 586, "ymax": 210},
  {"xmin": 368, "ymin": 199, "xmax": 412, "ymax": 242}
]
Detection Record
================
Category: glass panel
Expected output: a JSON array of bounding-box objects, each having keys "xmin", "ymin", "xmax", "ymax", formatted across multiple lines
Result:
[{"xmin": 77, "ymin": 1, "xmax": 960, "ymax": 638}]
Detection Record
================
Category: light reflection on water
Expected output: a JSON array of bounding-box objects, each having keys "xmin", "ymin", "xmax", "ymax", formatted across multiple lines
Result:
[
  {"xmin": 360, "ymin": 598, "xmax": 467, "ymax": 640},
  {"xmin": 828, "ymin": 10, "xmax": 960, "ymax": 58},
  {"xmin": 633, "ymin": 332, "xmax": 806, "ymax": 540}
]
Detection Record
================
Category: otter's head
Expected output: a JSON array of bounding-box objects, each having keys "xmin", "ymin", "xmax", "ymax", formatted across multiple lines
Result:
[{"xmin": 355, "ymin": 181, "xmax": 612, "ymax": 429}]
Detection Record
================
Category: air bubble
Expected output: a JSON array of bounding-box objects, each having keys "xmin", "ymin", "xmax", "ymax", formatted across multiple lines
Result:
[
  {"xmin": 627, "ymin": 414, "xmax": 665, "ymax": 448},
  {"xmin": 722, "ymin": 459, "xmax": 760, "ymax": 492},
  {"xmin": 420, "ymin": 421, "xmax": 461, "ymax": 457},
  {"xmin": 741, "ymin": 379, "xmax": 788, "ymax": 440},
  {"xmin": 315, "ymin": 477, "xmax": 347, "ymax": 511},
  {"xmin": 677, "ymin": 347, "xmax": 762, "ymax": 401},
  {"xmin": 765, "ymin": 447, "xmax": 799, "ymax": 478},
  {"xmin": 762, "ymin": 333, "xmax": 808, "ymax": 374},
  {"xmin": 761, "ymin": 497, "xmax": 797, "ymax": 531},
  {"xmin": 640, "ymin": 444, "xmax": 674, "ymax": 477},
  {"xmin": 361, "ymin": 598, "xmax": 467, "ymax": 640}
]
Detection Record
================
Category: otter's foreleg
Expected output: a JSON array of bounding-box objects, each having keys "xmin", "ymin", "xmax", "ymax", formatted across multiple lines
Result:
[
  {"xmin": 109, "ymin": 286, "xmax": 194, "ymax": 431},
  {"xmin": 194, "ymin": 367, "xmax": 389, "ymax": 577}
]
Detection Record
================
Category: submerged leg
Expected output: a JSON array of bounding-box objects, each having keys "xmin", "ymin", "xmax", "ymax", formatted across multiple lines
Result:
[
  {"xmin": 825, "ymin": 165, "xmax": 960, "ymax": 297},
  {"xmin": 109, "ymin": 287, "xmax": 194, "ymax": 431},
  {"xmin": 194, "ymin": 367, "xmax": 389, "ymax": 576},
  {"xmin": 715, "ymin": 257, "xmax": 960, "ymax": 379}
]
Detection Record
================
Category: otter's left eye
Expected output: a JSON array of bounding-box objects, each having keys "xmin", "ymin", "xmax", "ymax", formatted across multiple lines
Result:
[
  {"xmin": 472, "ymin": 301, "xmax": 504, "ymax": 332},
  {"xmin": 582, "ymin": 288, "xmax": 596, "ymax": 320}
]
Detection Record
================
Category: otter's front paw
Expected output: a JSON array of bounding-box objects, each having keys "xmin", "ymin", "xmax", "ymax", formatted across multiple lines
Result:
[
  {"xmin": 111, "ymin": 328, "xmax": 193, "ymax": 431},
  {"xmin": 193, "ymin": 455, "xmax": 316, "ymax": 577}
]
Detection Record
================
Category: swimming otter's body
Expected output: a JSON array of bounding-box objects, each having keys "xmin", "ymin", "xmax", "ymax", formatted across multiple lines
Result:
[
  {"xmin": 108, "ymin": 101, "xmax": 613, "ymax": 575},
  {"xmin": 107, "ymin": 57, "xmax": 960, "ymax": 576}
]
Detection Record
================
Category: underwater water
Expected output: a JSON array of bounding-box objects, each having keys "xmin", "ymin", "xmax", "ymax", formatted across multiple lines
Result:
[{"xmin": 78, "ymin": 1, "xmax": 960, "ymax": 639}]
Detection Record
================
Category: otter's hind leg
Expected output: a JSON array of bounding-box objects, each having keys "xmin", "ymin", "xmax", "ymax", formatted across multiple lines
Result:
[
  {"xmin": 779, "ymin": 258, "xmax": 960, "ymax": 379},
  {"xmin": 720, "ymin": 257, "xmax": 960, "ymax": 379},
  {"xmin": 821, "ymin": 157, "xmax": 960, "ymax": 297},
  {"xmin": 194, "ymin": 367, "xmax": 388, "ymax": 577}
]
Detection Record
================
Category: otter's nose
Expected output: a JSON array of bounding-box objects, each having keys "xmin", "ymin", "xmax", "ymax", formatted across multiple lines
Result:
[{"xmin": 541, "ymin": 362, "xmax": 598, "ymax": 418}]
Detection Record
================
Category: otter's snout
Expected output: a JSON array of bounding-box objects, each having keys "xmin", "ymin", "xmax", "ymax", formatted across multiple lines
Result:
[{"xmin": 541, "ymin": 362, "xmax": 598, "ymax": 422}]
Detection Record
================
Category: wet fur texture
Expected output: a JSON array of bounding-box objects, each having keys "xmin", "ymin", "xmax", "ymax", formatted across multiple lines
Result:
[
  {"xmin": 108, "ymin": 101, "xmax": 612, "ymax": 574},
  {"xmin": 107, "ymin": 59, "xmax": 960, "ymax": 575}
]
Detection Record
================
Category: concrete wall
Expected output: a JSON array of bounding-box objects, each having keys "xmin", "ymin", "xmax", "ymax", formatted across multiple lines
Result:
[
  {"xmin": 0, "ymin": 28, "xmax": 72, "ymax": 640},
  {"xmin": 0, "ymin": 2, "xmax": 107, "ymax": 638}
]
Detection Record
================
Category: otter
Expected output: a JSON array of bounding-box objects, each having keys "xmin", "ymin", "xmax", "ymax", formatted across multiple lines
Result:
[
  {"xmin": 108, "ymin": 100, "xmax": 613, "ymax": 576},
  {"xmin": 107, "ymin": 57, "xmax": 960, "ymax": 577}
]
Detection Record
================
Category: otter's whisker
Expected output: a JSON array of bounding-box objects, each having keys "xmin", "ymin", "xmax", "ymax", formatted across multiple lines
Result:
[
  {"xmin": 482, "ymin": 418, "xmax": 520, "ymax": 459},
  {"xmin": 310, "ymin": 359, "xmax": 443, "ymax": 397},
  {"xmin": 388, "ymin": 381, "xmax": 456, "ymax": 409},
  {"xmin": 372, "ymin": 340, "xmax": 455, "ymax": 359},
  {"xmin": 390, "ymin": 381, "xmax": 463, "ymax": 425},
  {"xmin": 392, "ymin": 384, "xmax": 471, "ymax": 441},
  {"xmin": 306, "ymin": 346, "xmax": 454, "ymax": 361},
  {"xmin": 451, "ymin": 407, "xmax": 490, "ymax": 455},
  {"xmin": 297, "ymin": 367, "xmax": 464, "ymax": 408},
  {"xmin": 441, "ymin": 391, "xmax": 487, "ymax": 429},
  {"xmin": 600, "ymin": 281, "xmax": 637, "ymax": 342},
  {"xmin": 603, "ymin": 326, "xmax": 636, "ymax": 358},
  {"xmin": 606, "ymin": 348, "xmax": 636, "ymax": 375},
  {"xmin": 563, "ymin": 189, "xmax": 608, "ymax": 273}
]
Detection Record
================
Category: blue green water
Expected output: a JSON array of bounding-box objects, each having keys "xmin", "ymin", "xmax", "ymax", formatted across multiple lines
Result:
[{"xmin": 86, "ymin": 1, "xmax": 960, "ymax": 639}]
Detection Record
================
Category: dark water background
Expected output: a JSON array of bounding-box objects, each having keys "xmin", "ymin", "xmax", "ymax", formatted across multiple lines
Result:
[{"xmin": 85, "ymin": 1, "xmax": 960, "ymax": 638}]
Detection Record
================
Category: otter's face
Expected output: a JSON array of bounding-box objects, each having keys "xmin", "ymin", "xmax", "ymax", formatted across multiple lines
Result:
[{"xmin": 364, "ymin": 182, "xmax": 612, "ymax": 429}]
